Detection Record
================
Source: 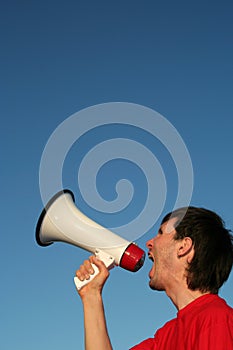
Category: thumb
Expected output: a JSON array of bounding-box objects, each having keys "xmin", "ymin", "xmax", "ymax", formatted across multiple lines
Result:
[{"xmin": 90, "ymin": 255, "xmax": 110, "ymax": 274}]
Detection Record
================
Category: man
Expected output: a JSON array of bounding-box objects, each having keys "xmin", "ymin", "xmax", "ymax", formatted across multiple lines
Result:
[{"xmin": 75, "ymin": 207, "xmax": 233, "ymax": 349}]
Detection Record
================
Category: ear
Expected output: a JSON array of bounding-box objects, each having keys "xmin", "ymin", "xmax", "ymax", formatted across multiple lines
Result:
[{"xmin": 177, "ymin": 237, "xmax": 193, "ymax": 259}]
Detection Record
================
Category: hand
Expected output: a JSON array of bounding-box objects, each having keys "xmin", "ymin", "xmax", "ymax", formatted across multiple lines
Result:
[{"xmin": 75, "ymin": 255, "xmax": 110, "ymax": 299}]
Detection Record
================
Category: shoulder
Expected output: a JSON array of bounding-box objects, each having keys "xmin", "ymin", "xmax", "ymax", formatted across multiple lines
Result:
[
  {"xmin": 185, "ymin": 295, "xmax": 233, "ymax": 330},
  {"xmin": 198, "ymin": 295, "xmax": 233, "ymax": 318},
  {"xmin": 184, "ymin": 294, "xmax": 233, "ymax": 316}
]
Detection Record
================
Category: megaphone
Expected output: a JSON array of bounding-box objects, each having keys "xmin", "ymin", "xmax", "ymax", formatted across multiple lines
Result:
[{"xmin": 36, "ymin": 190, "xmax": 145, "ymax": 290}]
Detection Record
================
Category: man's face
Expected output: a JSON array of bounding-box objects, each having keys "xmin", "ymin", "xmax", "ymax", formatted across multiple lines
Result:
[{"xmin": 146, "ymin": 217, "xmax": 179, "ymax": 291}]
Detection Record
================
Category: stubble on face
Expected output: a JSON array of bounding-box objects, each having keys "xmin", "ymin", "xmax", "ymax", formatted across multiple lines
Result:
[{"xmin": 147, "ymin": 218, "xmax": 179, "ymax": 291}]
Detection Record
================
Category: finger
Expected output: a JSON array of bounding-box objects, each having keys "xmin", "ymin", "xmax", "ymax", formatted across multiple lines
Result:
[
  {"xmin": 83, "ymin": 259, "xmax": 95, "ymax": 274},
  {"xmin": 90, "ymin": 256, "xmax": 110, "ymax": 277},
  {"xmin": 76, "ymin": 269, "xmax": 85, "ymax": 281},
  {"xmin": 76, "ymin": 260, "xmax": 93, "ymax": 280}
]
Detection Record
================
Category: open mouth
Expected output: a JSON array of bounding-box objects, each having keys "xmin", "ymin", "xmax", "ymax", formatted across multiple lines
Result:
[
  {"xmin": 148, "ymin": 252, "xmax": 154, "ymax": 262},
  {"xmin": 148, "ymin": 253, "xmax": 155, "ymax": 278}
]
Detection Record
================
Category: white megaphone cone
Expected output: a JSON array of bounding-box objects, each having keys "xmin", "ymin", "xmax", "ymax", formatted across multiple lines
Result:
[{"xmin": 36, "ymin": 190, "xmax": 145, "ymax": 290}]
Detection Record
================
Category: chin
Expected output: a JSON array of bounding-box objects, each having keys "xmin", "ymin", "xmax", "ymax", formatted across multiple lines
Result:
[
  {"xmin": 149, "ymin": 279, "xmax": 157, "ymax": 290},
  {"xmin": 149, "ymin": 279, "xmax": 164, "ymax": 291}
]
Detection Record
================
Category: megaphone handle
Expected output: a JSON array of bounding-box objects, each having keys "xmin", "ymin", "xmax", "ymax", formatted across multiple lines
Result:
[{"xmin": 74, "ymin": 250, "xmax": 115, "ymax": 291}]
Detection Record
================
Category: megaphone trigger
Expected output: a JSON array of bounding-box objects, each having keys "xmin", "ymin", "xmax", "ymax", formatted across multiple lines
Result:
[{"xmin": 74, "ymin": 249, "xmax": 115, "ymax": 291}]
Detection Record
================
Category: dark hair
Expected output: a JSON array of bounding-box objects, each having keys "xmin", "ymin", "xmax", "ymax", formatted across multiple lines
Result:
[{"xmin": 162, "ymin": 207, "xmax": 233, "ymax": 294}]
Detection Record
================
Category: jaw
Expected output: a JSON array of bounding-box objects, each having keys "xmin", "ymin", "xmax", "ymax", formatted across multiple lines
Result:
[
  {"xmin": 149, "ymin": 261, "xmax": 156, "ymax": 279},
  {"xmin": 148, "ymin": 259, "xmax": 167, "ymax": 292},
  {"xmin": 148, "ymin": 260, "xmax": 159, "ymax": 290},
  {"xmin": 148, "ymin": 252, "xmax": 156, "ymax": 279}
]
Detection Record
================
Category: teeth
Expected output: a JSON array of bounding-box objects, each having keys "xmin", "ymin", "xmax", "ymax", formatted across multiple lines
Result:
[{"xmin": 148, "ymin": 254, "xmax": 154, "ymax": 262}]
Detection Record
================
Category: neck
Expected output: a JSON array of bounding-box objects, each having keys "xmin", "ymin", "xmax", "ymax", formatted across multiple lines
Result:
[{"xmin": 165, "ymin": 284, "xmax": 211, "ymax": 310}]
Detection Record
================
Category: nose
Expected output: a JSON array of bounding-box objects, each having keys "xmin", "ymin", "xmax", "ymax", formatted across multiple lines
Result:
[{"xmin": 146, "ymin": 238, "xmax": 153, "ymax": 249}]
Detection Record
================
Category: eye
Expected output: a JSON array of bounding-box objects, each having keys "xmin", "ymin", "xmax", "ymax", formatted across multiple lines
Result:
[{"xmin": 158, "ymin": 228, "xmax": 163, "ymax": 235}]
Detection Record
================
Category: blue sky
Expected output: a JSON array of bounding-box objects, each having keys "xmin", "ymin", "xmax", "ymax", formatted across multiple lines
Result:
[{"xmin": 1, "ymin": 1, "xmax": 233, "ymax": 349}]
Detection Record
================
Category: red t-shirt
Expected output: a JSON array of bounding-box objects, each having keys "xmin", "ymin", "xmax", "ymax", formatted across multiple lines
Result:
[{"xmin": 130, "ymin": 294, "xmax": 233, "ymax": 350}]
